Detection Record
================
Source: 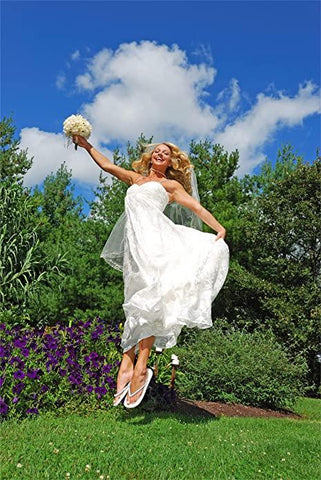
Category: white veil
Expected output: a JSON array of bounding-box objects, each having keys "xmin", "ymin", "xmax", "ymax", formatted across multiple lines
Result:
[{"xmin": 100, "ymin": 168, "xmax": 202, "ymax": 272}]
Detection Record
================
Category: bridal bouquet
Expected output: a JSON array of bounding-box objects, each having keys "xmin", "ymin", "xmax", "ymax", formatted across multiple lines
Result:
[{"xmin": 63, "ymin": 114, "xmax": 92, "ymax": 149}]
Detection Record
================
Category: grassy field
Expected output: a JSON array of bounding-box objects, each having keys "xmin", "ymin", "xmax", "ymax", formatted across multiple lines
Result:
[{"xmin": 1, "ymin": 398, "xmax": 320, "ymax": 480}]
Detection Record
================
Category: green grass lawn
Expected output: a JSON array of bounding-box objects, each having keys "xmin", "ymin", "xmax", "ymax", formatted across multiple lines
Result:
[
  {"xmin": 293, "ymin": 397, "xmax": 321, "ymax": 421},
  {"xmin": 1, "ymin": 398, "xmax": 320, "ymax": 480}
]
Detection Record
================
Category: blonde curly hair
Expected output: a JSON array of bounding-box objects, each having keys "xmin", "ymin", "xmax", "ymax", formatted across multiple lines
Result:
[{"xmin": 132, "ymin": 142, "xmax": 193, "ymax": 194}]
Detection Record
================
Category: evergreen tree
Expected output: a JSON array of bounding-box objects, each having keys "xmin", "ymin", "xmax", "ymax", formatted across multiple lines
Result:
[{"xmin": 0, "ymin": 116, "xmax": 32, "ymax": 182}]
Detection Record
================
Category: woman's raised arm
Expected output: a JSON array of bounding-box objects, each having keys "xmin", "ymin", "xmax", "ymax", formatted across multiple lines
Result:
[{"xmin": 73, "ymin": 135, "xmax": 139, "ymax": 185}]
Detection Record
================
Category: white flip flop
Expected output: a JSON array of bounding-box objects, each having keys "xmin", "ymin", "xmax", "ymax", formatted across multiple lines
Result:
[
  {"xmin": 123, "ymin": 368, "xmax": 153, "ymax": 409},
  {"xmin": 113, "ymin": 383, "xmax": 130, "ymax": 406}
]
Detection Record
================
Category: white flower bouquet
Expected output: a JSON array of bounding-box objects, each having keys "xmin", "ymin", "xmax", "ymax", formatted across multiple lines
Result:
[{"xmin": 63, "ymin": 114, "xmax": 92, "ymax": 149}]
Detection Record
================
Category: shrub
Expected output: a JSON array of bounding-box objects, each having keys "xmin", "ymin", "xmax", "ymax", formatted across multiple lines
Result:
[
  {"xmin": 0, "ymin": 318, "xmax": 122, "ymax": 419},
  {"xmin": 0, "ymin": 180, "xmax": 67, "ymax": 325},
  {"xmin": 174, "ymin": 328, "xmax": 307, "ymax": 409}
]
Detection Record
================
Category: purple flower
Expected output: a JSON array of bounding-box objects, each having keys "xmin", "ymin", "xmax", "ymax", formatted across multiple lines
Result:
[
  {"xmin": 13, "ymin": 338, "xmax": 27, "ymax": 348},
  {"xmin": 12, "ymin": 382, "xmax": 25, "ymax": 395},
  {"xmin": 0, "ymin": 323, "xmax": 6, "ymax": 331},
  {"xmin": 59, "ymin": 369, "xmax": 67, "ymax": 377},
  {"xmin": 55, "ymin": 347, "xmax": 66, "ymax": 358},
  {"xmin": 26, "ymin": 407, "xmax": 39, "ymax": 415},
  {"xmin": 9, "ymin": 356, "xmax": 24, "ymax": 367},
  {"xmin": 45, "ymin": 356, "xmax": 58, "ymax": 371},
  {"xmin": 43, "ymin": 335, "xmax": 58, "ymax": 350},
  {"xmin": 105, "ymin": 376, "xmax": 116, "ymax": 389},
  {"xmin": 91, "ymin": 330, "xmax": 101, "ymax": 340},
  {"xmin": 0, "ymin": 346, "xmax": 7, "ymax": 358},
  {"xmin": 40, "ymin": 384, "xmax": 49, "ymax": 393},
  {"xmin": 86, "ymin": 385, "xmax": 94, "ymax": 393},
  {"xmin": 47, "ymin": 353, "xmax": 57, "ymax": 362},
  {"xmin": 0, "ymin": 377, "xmax": 4, "ymax": 388},
  {"xmin": 27, "ymin": 369, "xmax": 39, "ymax": 380},
  {"xmin": 88, "ymin": 351, "xmax": 97, "ymax": 360},
  {"xmin": 67, "ymin": 346, "xmax": 76, "ymax": 356},
  {"xmin": 102, "ymin": 364, "xmax": 112, "ymax": 374},
  {"xmin": 66, "ymin": 357, "xmax": 77, "ymax": 367},
  {"xmin": 95, "ymin": 386, "xmax": 107, "ymax": 397},
  {"xmin": 12, "ymin": 396, "xmax": 19, "ymax": 404},
  {"xmin": 13, "ymin": 370, "xmax": 25, "ymax": 380},
  {"xmin": 21, "ymin": 348, "xmax": 30, "ymax": 357},
  {"xmin": 68, "ymin": 374, "xmax": 82, "ymax": 385},
  {"xmin": 0, "ymin": 398, "xmax": 8, "ymax": 415}
]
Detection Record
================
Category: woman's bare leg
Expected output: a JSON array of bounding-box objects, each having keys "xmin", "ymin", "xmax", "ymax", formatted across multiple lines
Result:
[
  {"xmin": 127, "ymin": 336, "xmax": 155, "ymax": 405},
  {"xmin": 115, "ymin": 346, "xmax": 136, "ymax": 401}
]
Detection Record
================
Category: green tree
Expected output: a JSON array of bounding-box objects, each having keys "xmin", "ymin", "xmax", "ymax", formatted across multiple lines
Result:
[
  {"xmin": 0, "ymin": 118, "xmax": 66, "ymax": 325},
  {"xmin": 32, "ymin": 161, "xmax": 125, "ymax": 325},
  {"xmin": 216, "ymin": 148, "xmax": 321, "ymax": 389},
  {"xmin": 34, "ymin": 163, "xmax": 83, "ymax": 230},
  {"xmin": 189, "ymin": 140, "xmax": 245, "ymax": 255},
  {"xmin": 241, "ymin": 155, "xmax": 321, "ymax": 286},
  {"xmin": 0, "ymin": 116, "xmax": 32, "ymax": 182}
]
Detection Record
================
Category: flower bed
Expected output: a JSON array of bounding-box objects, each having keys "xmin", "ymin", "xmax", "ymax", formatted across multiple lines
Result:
[{"xmin": 0, "ymin": 318, "xmax": 122, "ymax": 419}]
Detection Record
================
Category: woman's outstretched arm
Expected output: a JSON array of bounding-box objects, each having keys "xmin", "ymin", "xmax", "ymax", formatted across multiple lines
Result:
[
  {"xmin": 73, "ymin": 135, "xmax": 139, "ymax": 185},
  {"xmin": 169, "ymin": 181, "xmax": 226, "ymax": 240}
]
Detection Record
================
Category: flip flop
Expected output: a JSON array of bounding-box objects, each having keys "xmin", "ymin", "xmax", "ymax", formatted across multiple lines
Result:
[
  {"xmin": 123, "ymin": 368, "xmax": 153, "ymax": 409},
  {"xmin": 113, "ymin": 383, "xmax": 130, "ymax": 406}
]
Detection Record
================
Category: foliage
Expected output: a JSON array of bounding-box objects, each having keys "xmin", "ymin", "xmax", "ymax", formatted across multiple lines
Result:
[
  {"xmin": 175, "ymin": 328, "xmax": 307, "ymax": 409},
  {"xmin": 240, "ymin": 153, "xmax": 321, "ymax": 286},
  {"xmin": 1, "ymin": 115, "xmax": 319, "ymax": 389},
  {"xmin": 34, "ymin": 163, "xmax": 83, "ymax": 229},
  {"xmin": 0, "ymin": 119, "xmax": 67, "ymax": 326},
  {"xmin": 189, "ymin": 140, "xmax": 244, "ymax": 253},
  {"xmin": 0, "ymin": 116, "xmax": 32, "ymax": 182},
  {"xmin": 0, "ymin": 319, "xmax": 122, "ymax": 419},
  {"xmin": 27, "ymin": 164, "xmax": 124, "ymax": 326},
  {"xmin": 229, "ymin": 149, "xmax": 321, "ymax": 388},
  {"xmin": 0, "ymin": 180, "xmax": 66, "ymax": 323}
]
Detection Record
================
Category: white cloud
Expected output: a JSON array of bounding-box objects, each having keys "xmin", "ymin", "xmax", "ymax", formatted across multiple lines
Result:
[
  {"xmin": 76, "ymin": 48, "xmax": 113, "ymax": 90},
  {"xmin": 191, "ymin": 44, "xmax": 213, "ymax": 65},
  {"xmin": 21, "ymin": 42, "xmax": 320, "ymax": 187},
  {"xmin": 71, "ymin": 49, "xmax": 80, "ymax": 61},
  {"xmin": 76, "ymin": 41, "xmax": 218, "ymax": 141},
  {"xmin": 216, "ymin": 81, "xmax": 321, "ymax": 175},
  {"xmin": 229, "ymin": 79, "xmax": 241, "ymax": 111},
  {"xmin": 20, "ymin": 128, "xmax": 113, "ymax": 187},
  {"xmin": 56, "ymin": 73, "xmax": 66, "ymax": 90},
  {"xmin": 217, "ymin": 78, "xmax": 241, "ymax": 112}
]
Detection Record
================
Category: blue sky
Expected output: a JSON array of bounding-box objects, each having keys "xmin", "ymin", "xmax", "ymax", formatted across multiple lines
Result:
[{"xmin": 2, "ymin": 0, "xmax": 320, "ymax": 207}]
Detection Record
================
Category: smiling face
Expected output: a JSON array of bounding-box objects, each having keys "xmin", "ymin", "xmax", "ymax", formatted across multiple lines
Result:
[{"xmin": 150, "ymin": 144, "xmax": 172, "ymax": 171}]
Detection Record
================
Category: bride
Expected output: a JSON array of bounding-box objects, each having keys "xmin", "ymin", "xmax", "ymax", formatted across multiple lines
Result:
[{"xmin": 73, "ymin": 135, "xmax": 229, "ymax": 408}]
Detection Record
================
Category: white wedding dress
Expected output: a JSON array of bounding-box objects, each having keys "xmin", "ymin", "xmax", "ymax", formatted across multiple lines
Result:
[{"xmin": 101, "ymin": 181, "xmax": 229, "ymax": 352}]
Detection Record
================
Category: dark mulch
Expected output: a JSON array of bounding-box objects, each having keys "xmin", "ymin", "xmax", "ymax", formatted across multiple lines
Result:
[
  {"xmin": 143, "ymin": 381, "xmax": 301, "ymax": 419},
  {"xmin": 172, "ymin": 397, "xmax": 301, "ymax": 419}
]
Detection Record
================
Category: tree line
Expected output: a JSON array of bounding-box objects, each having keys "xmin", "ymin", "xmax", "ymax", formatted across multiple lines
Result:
[{"xmin": 1, "ymin": 117, "xmax": 320, "ymax": 391}]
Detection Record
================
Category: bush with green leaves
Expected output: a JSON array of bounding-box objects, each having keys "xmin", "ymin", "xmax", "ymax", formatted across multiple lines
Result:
[
  {"xmin": 175, "ymin": 328, "xmax": 307, "ymax": 409},
  {"xmin": 0, "ymin": 181, "xmax": 66, "ymax": 324}
]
